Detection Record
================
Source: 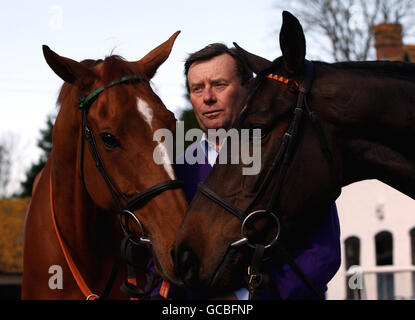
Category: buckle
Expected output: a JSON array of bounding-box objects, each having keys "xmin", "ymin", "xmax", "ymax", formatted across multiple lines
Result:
[{"xmin": 247, "ymin": 266, "xmax": 263, "ymax": 291}]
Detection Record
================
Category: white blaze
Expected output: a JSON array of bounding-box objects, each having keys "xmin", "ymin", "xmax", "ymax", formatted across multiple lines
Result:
[
  {"xmin": 137, "ymin": 97, "xmax": 175, "ymax": 180},
  {"xmin": 137, "ymin": 97, "xmax": 154, "ymax": 129},
  {"xmin": 154, "ymin": 135, "xmax": 176, "ymax": 180}
]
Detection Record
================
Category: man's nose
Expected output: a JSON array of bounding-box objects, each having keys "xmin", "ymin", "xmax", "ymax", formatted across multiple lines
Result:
[{"xmin": 203, "ymin": 87, "xmax": 216, "ymax": 105}]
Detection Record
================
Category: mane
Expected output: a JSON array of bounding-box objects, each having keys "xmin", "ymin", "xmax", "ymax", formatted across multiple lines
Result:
[
  {"xmin": 258, "ymin": 57, "xmax": 415, "ymax": 83},
  {"xmin": 56, "ymin": 55, "xmax": 139, "ymax": 109},
  {"xmin": 99, "ymin": 55, "xmax": 138, "ymax": 83},
  {"xmin": 318, "ymin": 60, "xmax": 415, "ymax": 82}
]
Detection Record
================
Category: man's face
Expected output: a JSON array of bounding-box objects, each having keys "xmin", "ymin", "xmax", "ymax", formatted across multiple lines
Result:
[{"xmin": 187, "ymin": 54, "xmax": 247, "ymax": 132}]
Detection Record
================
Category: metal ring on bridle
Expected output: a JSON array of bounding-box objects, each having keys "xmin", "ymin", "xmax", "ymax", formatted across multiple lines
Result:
[
  {"xmin": 236, "ymin": 210, "xmax": 280, "ymax": 249},
  {"xmin": 120, "ymin": 210, "xmax": 152, "ymax": 245}
]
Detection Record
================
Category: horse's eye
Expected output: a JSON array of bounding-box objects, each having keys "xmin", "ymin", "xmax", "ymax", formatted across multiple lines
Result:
[
  {"xmin": 248, "ymin": 124, "xmax": 268, "ymax": 140},
  {"xmin": 100, "ymin": 132, "xmax": 120, "ymax": 148}
]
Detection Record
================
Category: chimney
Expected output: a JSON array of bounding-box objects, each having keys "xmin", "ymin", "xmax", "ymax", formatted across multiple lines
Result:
[
  {"xmin": 404, "ymin": 45, "xmax": 415, "ymax": 62},
  {"xmin": 372, "ymin": 23, "xmax": 404, "ymax": 61}
]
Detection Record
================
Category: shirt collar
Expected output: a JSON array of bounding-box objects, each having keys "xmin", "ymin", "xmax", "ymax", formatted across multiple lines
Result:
[
  {"xmin": 200, "ymin": 132, "xmax": 220, "ymax": 167},
  {"xmin": 200, "ymin": 132, "xmax": 217, "ymax": 151}
]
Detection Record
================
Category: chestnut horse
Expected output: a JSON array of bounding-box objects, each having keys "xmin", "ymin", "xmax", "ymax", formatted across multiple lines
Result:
[
  {"xmin": 22, "ymin": 32, "xmax": 188, "ymax": 299},
  {"xmin": 173, "ymin": 12, "xmax": 415, "ymax": 296}
]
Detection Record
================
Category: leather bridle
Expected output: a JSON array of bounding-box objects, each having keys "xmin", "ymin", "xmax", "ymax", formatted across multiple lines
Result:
[
  {"xmin": 198, "ymin": 60, "xmax": 339, "ymax": 299},
  {"xmin": 52, "ymin": 74, "xmax": 184, "ymax": 299},
  {"xmin": 78, "ymin": 75, "xmax": 184, "ymax": 241}
]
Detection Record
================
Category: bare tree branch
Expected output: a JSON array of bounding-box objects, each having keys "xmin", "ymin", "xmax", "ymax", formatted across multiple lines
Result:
[{"xmin": 275, "ymin": 0, "xmax": 415, "ymax": 61}]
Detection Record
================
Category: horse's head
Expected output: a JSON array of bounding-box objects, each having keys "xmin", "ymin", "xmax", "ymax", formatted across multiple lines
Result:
[
  {"xmin": 43, "ymin": 32, "xmax": 187, "ymax": 284},
  {"xmin": 173, "ymin": 12, "xmax": 343, "ymax": 294}
]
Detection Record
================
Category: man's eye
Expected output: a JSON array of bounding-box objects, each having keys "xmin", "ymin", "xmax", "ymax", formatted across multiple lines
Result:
[
  {"xmin": 100, "ymin": 132, "xmax": 120, "ymax": 148},
  {"xmin": 192, "ymin": 86, "xmax": 202, "ymax": 94}
]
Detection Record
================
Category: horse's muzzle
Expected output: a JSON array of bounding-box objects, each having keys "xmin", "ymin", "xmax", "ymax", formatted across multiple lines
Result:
[{"xmin": 172, "ymin": 244, "xmax": 200, "ymax": 288}]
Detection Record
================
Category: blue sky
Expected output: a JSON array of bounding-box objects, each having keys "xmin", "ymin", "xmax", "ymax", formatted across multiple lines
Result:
[{"xmin": 0, "ymin": 0, "xmax": 326, "ymax": 194}]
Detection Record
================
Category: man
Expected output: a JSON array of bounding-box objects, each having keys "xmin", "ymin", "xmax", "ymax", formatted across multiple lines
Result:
[{"xmin": 175, "ymin": 43, "xmax": 341, "ymax": 299}]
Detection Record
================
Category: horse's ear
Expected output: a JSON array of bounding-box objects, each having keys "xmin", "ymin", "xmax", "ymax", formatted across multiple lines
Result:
[
  {"xmin": 136, "ymin": 31, "xmax": 181, "ymax": 79},
  {"xmin": 279, "ymin": 11, "xmax": 306, "ymax": 75},
  {"xmin": 42, "ymin": 45, "xmax": 99, "ymax": 87},
  {"xmin": 233, "ymin": 42, "xmax": 271, "ymax": 74}
]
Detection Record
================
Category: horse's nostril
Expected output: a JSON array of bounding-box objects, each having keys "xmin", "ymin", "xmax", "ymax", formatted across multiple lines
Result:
[{"xmin": 174, "ymin": 245, "xmax": 199, "ymax": 287}]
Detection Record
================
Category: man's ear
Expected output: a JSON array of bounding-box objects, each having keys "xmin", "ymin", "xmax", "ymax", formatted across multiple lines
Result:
[
  {"xmin": 279, "ymin": 11, "xmax": 306, "ymax": 75},
  {"xmin": 42, "ymin": 45, "xmax": 99, "ymax": 87},
  {"xmin": 233, "ymin": 42, "xmax": 271, "ymax": 74}
]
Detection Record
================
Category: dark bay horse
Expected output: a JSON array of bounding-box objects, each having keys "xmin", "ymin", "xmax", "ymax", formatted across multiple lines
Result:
[
  {"xmin": 22, "ymin": 32, "xmax": 188, "ymax": 299},
  {"xmin": 173, "ymin": 11, "xmax": 415, "ymax": 295}
]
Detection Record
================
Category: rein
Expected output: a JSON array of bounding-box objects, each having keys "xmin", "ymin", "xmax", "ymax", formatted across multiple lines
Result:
[
  {"xmin": 50, "ymin": 173, "xmax": 98, "ymax": 300},
  {"xmin": 198, "ymin": 60, "xmax": 338, "ymax": 299},
  {"xmin": 50, "ymin": 75, "xmax": 183, "ymax": 300}
]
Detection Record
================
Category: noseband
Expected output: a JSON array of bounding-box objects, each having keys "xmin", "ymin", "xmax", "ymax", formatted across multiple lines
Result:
[{"xmin": 198, "ymin": 60, "xmax": 339, "ymax": 299}]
